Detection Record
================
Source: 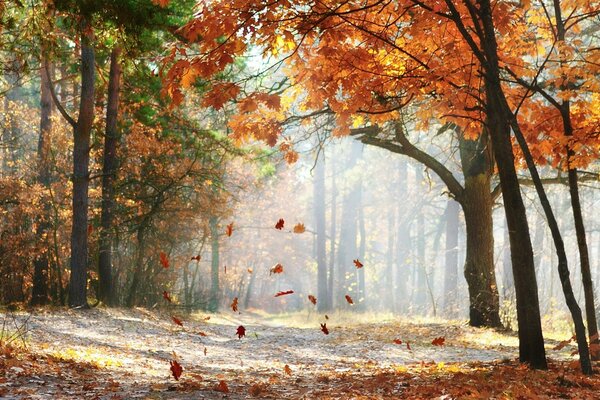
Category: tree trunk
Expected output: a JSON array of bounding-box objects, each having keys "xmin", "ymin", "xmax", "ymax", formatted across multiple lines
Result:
[
  {"xmin": 314, "ymin": 152, "xmax": 328, "ymax": 312},
  {"xmin": 208, "ymin": 216, "xmax": 220, "ymax": 312},
  {"xmin": 443, "ymin": 199, "xmax": 459, "ymax": 317},
  {"xmin": 31, "ymin": 58, "xmax": 53, "ymax": 306},
  {"xmin": 98, "ymin": 46, "xmax": 122, "ymax": 306},
  {"xmin": 68, "ymin": 16, "xmax": 96, "ymax": 308}
]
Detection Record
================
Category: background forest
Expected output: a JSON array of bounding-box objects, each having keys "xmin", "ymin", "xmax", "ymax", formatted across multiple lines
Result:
[{"xmin": 1, "ymin": 0, "xmax": 600, "ymax": 397}]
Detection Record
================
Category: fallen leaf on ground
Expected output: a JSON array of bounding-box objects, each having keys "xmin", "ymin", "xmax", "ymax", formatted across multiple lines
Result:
[
  {"xmin": 215, "ymin": 380, "xmax": 229, "ymax": 393},
  {"xmin": 237, "ymin": 325, "xmax": 246, "ymax": 339},
  {"xmin": 170, "ymin": 360, "xmax": 183, "ymax": 381},
  {"xmin": 432, "ymin": 337, "xmax": 445, "ymax": 346},
  {"xmin": 172, "ymin": 316, "xmax": 183, "ymax": 327}
]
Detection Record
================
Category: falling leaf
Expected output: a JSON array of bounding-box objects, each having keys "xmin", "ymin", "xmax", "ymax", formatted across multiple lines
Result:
[
  {"xmin": 203, "ymin": 316, "xmax": 211, "ymax": 321},
  {"xmin": 320, "ymin": 323, "xmax": 329, "ymax": 335},
  {"xmin": 275, "ymin": 218, "xmax": 285, "ymax": 230},
  {"xmin": 191, "ymin": 255, "xmax": 201, "ymax": 262},
  {"xmin": 226, "ymin": 222, "xmax": 234, "ymax": 237},
  {"xmin": 308, "ymin": 295, "xmax": 317, "ymax": 305},
  {"xmin": 345, "ymin": 294, "xmax": 354, "ymax": 304},
  {"xmin": 393, "ymin": 339, "xmax": 403, "ymax": 345},
  {"xmin": 162, "ymin": 291, "xmax": 172, "ymax": 303},
  {"xmin": 247, "ymin": 268, "xmax": 253, "ymax": 273},
  {"xmin": 215, "ymin": 380, "xmax": 229, "ymax": 393},
  {"xmin": 224, "ymin": 265, "xmax": 227, "ymax": 274},
  {"xmin": 284, "ymin": 364, "xmax": 292, "ymax": 375},
  {"xmin": 197, "ymin": 331, "xmax": 207, "ymax": 337},
  {"xmin": 170, "ymin": 360, "xmax": 183, "ymax": 381},
  {"xmin": 172, "ymin": 316, "xmax": 184, "ymax": 327},
  {"xmin": 325, "ymin": 315, "xmax": 329, "ymax": 320},
  {"xmin": 353, "ymin": 259, "xmax": 363, "ymax": 268},
  {"xmin": 204, "ymin": 347, "xmax": 207, "ymax": 356},
  {"xmin": 160, "ymin": 252, "xmax": 169, "ymax": 268},
  {"xmin": 293, "ymin": 223, "xmax": 305, "ymax": 233},
  {"xmin": 553, "ymin": 338, "xmax": 573, "ymax": 351},
  {"xmin": 236, "ymin": 325, "xmax": 246, "ymax": 339},
  {"xmin": 231, "ymin": 297, "xmax": 239, "ymax": 312},
  {"xmin": 432, "ymin": 337, "xmax": 445, "ymax": 346},
  {"xmin": 270, "ymin": 263, "xmax": 284, "ymax": 275},
  {"xmin": 275, "ymin": 290, "xmax": 294, "ymax": 297}
]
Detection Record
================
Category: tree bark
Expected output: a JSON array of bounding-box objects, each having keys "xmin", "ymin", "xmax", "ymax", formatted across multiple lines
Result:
[
  {"xmin": 68, "ymin": 16, "xmax": 96, "ymax": 308},
  {"xmin": 31, "ymin": 57, "xmax": 53, "ymax": 306},
  {"xmin": 98, "ymin": 46, "xmax": 122, "ymax": 306}
]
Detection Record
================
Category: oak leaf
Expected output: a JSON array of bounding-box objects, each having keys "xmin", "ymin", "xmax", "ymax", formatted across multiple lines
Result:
[
  {"xmin": 275, "ymin": 218, "xmax": 285, "ymax": 230},
  {"xmin": 170, "ymin": 360, "xmax": 183, "ymax": 381},
  {"xmin": 431, "ymin": 337, "xmax": 445, "ymax": 346},
  {"xmin": 293, "ymin": 223, "xmax": 305, "ymax": 233},
  {"xmin": 353, "ymin": 259, "xmax": 363, "ymax": 268},
  {"xmin": 270, "ymin": 263, "xmax": 284, "ymax": 275},
  {"xmin": 236, "ymin": 325, "xmax": 246, "ymax": 339},
  {"xmin": 160, "ymin": 252, "xmax": 169, "ymax": 268}
]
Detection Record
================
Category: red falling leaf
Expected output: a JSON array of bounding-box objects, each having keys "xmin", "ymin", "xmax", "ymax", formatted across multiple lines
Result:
[
  {"xmin": 226, "ymin": 222, "xmax": 234, "ymax": 237},
  {"xmin": 231, "ymin": 297, "xmax": 239, "ymax": 312},
  {"xmin": 431, "ymin": 337, "xmax": 445, "ymax": 346},
  {"xmin": 308, "ymin": 295, "xmax": 317, "ymax": 305},
  {"xmin": 172, "ymin": 316, "xmax": 184, "ymax": 327},
  {"xmin": 191, "ymin": 255, "xmax": 201, "ymax": 262},
  {"xmin": 236, "ymin": 325, "xmax": 246, "ymax": 339},
  {"xmin": 406, "ymin": 342, "xmax": 412, "ymax": 350},
  {"xmin": 353, "ymin": 259, "xmax": 363, "ymax": 268},
  {"xmin": 270, "ymin": 263, "xmax": 284, "ymax": 275},
  {"xmin": 170, "ymin": 360, "xmax": 183, "ymax": 381},
  {"xmin": 274, "ymin": 290, "xmax": 294, "ymax": 297},
  {"xmin": 215, "ymin": 380, "xmax": 229, "ymax": 393},
  {"xmin": 320, "ymin": 323, "xmax": 329, "ymax": 335},
  {"xmin": 160, "ymin": 252, "xmax": 169, "ymax": 268},
  {"xmin": 275, "ymin": 218, "xmax": 285, "ymax": 230},
  {"xmin": 345, "ymin": 294, "xmax": 354, "ymax": 304},
  {"xmin": 393, "ymin": 339, "xmax": 403, "ymax": 345},
  {"xmin": 162, "ymin": 291, "xmax": 172, "ymax": 302}
]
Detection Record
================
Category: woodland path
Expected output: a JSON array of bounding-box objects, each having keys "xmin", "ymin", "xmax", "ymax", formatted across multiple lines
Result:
[{"xmin": 1, "ymin": 308, "xmax": 596, "ymax": 399}]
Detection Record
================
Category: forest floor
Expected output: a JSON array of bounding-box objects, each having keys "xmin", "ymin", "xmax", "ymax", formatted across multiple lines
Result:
[{"xmin": 1, "ymin": 307, "xmax": 599, "ymax": 399}]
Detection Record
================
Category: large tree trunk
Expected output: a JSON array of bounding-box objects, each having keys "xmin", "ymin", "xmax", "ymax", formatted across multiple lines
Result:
[
  {"xmin": 68, "ymin": 16, "xmax": 96, "ymax": 308},
  {"xmin": 314, "ymin": 152, "xmax": 328, "ymax": 312},
  {"xmin": 31, "ymin": 58, "xmax": 53, "ymax": 306},
  {"xmin": 98, "ymin": 46, "xmax": 122, "ymax": 306},
  {"xmin": 443, "ymin": 199, "xmax": 459, "ymax": 317},
  {"xmin": 458, "ymin": 132, "xmax": 501, "ymax": 327}
]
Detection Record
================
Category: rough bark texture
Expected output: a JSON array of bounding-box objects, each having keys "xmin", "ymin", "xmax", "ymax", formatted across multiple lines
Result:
[
  {"xmin": 31, "ymin": 58, "xmax": 53, "ymax": 306},
  {"xmin": 68, "ymin": 17, "xmax": 96, "ymax": 308},
  {"xmin": 98, "ymin": 46, "xmax": 122, "ymax": 306}
]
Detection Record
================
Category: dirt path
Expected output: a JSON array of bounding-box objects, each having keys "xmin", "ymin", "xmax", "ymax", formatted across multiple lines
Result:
[{"xmin": 1, "ymin": 308, "xmax": 596, "ymax": 399}]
